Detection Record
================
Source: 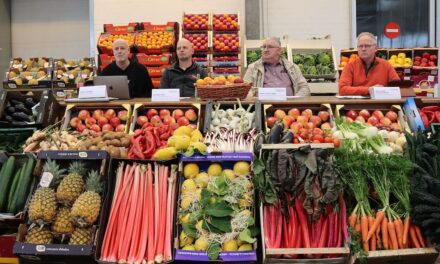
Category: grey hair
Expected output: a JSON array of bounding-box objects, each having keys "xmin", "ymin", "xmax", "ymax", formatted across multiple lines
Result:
[
  {"xmin": 264, "ymin": 37, "xmax": 281, "ymax": 47},
  {"xmin": 357, "ymin": 32, "xmax": 377, "ymax": 45}
]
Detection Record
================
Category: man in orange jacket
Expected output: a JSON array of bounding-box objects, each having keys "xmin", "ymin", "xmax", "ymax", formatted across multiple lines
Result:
[{"xmin": 339, "ymin": 32, "xmax": 400, "ymax": 96}]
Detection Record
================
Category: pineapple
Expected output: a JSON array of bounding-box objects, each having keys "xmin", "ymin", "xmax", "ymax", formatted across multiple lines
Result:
[
  {"xmin": 52, "ymin": 207, "xmax": 75, "ymax": 236},
  {"xmin": 69, "ymin": 227, "xmax": 94, "ymax": 245},
  {"xmin": 28, "ymin": 159, "xmax": 66, "ymax": 226},
  {"xmin": 70, "ymin": 170, "xmax": 103, "ymax": 227},
  {"xmin": 56, "ymin": 161, "xmax": 87, "ymax": 205},
  {"xmin": 25, "ymin": 227, "xmax": 53, "ymax": 244}
]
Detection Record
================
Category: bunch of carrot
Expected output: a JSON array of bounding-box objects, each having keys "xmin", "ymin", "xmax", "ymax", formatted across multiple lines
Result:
[
  {"xmin": 263, "ymin": 193, "xmax": 348, "ymax": 259},
  {"xmin": 99, "ymin": 162, "xmax": 177, "ymax": 263}
]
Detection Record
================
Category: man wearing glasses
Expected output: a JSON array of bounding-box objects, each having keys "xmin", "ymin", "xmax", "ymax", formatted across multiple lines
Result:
[
  {"xmin": 244, "ymin": 37, "xmax": 310, "ymax": 96},
  {"xmin": 339, "ymin": 32, "xmax": 400, "ymax": 96}
]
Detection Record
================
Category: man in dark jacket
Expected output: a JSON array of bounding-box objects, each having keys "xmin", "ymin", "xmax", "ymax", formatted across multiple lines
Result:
[
  {"xmin": 101, "ymin": 38, "xmax": 154, "ymax": 98},
  {"xmin": 160, "ymin": 38, "xmax": 207, "ymax": 97}
]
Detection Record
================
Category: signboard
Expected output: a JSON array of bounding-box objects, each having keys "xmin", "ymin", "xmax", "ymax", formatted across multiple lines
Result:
[{"xmin": 384, "ymin": 22, "xmax": 401, "ymax": 39}]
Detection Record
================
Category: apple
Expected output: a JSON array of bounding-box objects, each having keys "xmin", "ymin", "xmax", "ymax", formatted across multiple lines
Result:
[
  {"xmin": 380, "ymin": 117, "xmax": 392, "ymax": 126},
  {"xmin": 115, "ymin": 124, "xmax": 125, "ymax": 132},
  {"xmin": 177, "ymin": 116, "xmax": 190, "ymax": 126},
  {"xmin": 345, "ymin": 110, "xmax": 358, "ymax": 120},
  {"xmin": 301, "ymin": 109, "xmax": 313, "ymax": 119},
  {"xmin": 233, "ymin": 77, "xmax": 244, "ymax": 83},
  {"xmin": 288, "ymin": 108, "xmax": 301, "ymax": 119},
  {"xmin": 373, "ymin": 110, "xmax": 384, "ymax": 120},
  {"xmin": 273, "ymin": 109, "xmax": 286, "ymax": 120},
  {"xmin": 414, "ymin": 60, "xmax": 421, "ymax": 66},
  {"xmin": 310, "ymin": 115, "xmax": 322, "ymax": 126},
  {"xmin": 368, "ymin": 116, "xmax": 379, "ymax": 126},
  {"xmin": 430, "ymin": 54, "xmax": 437, "ymax": 62},
  {"xmin": 390, "ymin": 122, "xmax": 402, "ymax": 132},
  {"xmin": 283, "ymin": 116, "xmax": 295, "ymax": 128},
  {"xmin": 98, "ymin": 116, "xmax": 109, "ymax": 127},
  {"xmin": 117, "ymin": 110, "xmax": 128, "ymax": 121},
  {"xmin": 355, "ymin": 116, "xmax": 366, "ymax": 123},
  {"xmin": 345, "ymin": 117, "xmax": 354, "ymax": 124},
  {"xmin": 185, "ymin": 109, "xmax": 198, "ymax": 122},
  {"xmin": 102, "ymin": 124, "xmax": 114, "ymax": 132},
  {"xmin": 385, "ymin": 111, "xmax": 398, "ymax": 122},
  {"xmin": 136, "ymin": 116, "xmax": 148, "ymax": 126},
  {"xmin": 359, "ymin": 109, "xmax": 371, "ymax": 119},
  {"xmin": 266, "ymin": 117, "xmax": 277, "ymax": 128},
  {"xmin": 414, "ymin": 56, "xmax": 422, "ymax": 61},
  {"xmin": 159, "ymin": 109, "xmax": 170, "ymax": 119},
  {"xmin": 290, "ymin": 122, "xmax": 303, "ymax": 133},
  {"xmin": 110, "ymin": 117, "xmax": 121, "ymax": 127},
  {"xmin": 70, "ymin": 117, "xmax": 81, "ymax": 128},
  {"xmin": 317, "ymin": 111, "xmax": 330, "ymax": 122},
  {"xmin": 104, "ymin": 109, "xmax": 116, "ymax": 120},
  {"xmin": 76, "ymin": 123, "xmax": 86, "ymax": 133},
  {"xmin": 85, "ymin": 117, "xmax": 97, "ymax": 128},
  {"xmin": 423, "ymin": 52, "xmax": 430, "ymax": 60},
  {"xmin": 150, "ymin": 115, "xmax": 162, "ymax": 126},
  {"xmin": 172, "ymin": 109, "xmax": 184, "ymax": 120},
  {"xmin": 296, "ymin": 115, "xmax": 308, "ymax": 125},
  {"xmin": 78, "ymin": 109, "xmax": 90, "ymax": 121},
  {"xmin": 305, "ymin": 122, "xmax": 315, "ymax": 130},
  {"xmin": 163, "ymin": 116, "xmax": 176, "ymax": 125},
  {"xmin": 147, "ymin": 109, "xmax": 158, "ymax": 119},
  {"xmin": 321, "ymin": 122, "xmax": 332, "ymax": 132},
  {"xmin": 92, "ymin": 109, "xmax": 104, "ymax": 120},
  {"xmin": 90, "ymin": 124, "xmax": 101, "ymax": 132}
]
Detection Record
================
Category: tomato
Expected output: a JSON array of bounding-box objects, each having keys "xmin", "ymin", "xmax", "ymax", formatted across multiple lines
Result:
[
  {"xmin": 312, "ymin": 134, "xmax": 324, "ymax": 143},
  {"xmin": 324, "ymin": 137, "xmax": 333, "ymax": 143},
  {"xmin": 333, "ymin": 138, "xmax": 341, "ymax": 148}
]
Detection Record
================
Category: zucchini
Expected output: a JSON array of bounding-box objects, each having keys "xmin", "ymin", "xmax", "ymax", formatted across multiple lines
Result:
[
  {"xmin": 9, "ymin": 158, "xmax": 35, "ymax": 214},
  {"xmin": 6, "ymin": 167, "xmax": 22, "ymax": 213},
  {"xmin": 0, "ymin": 156, "xmax": 16, "ymax": 211}
]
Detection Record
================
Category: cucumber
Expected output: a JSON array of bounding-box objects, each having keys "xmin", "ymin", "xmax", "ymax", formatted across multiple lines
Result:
[
  {"xmin": 9, "ymin": 158, "xmax": 35, "ymax": 214},
  {"xmin": 6, "ymin": 167, "xmax": 22, "ymax": 213},
  {"xmin": 0, "ymin": 156, "xmax": 16, "ymax": 211}
]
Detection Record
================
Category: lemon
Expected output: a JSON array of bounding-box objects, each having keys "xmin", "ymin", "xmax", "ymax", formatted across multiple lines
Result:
[
  {"xmin": 233, "ymin": 161, "xmax": 250, "ymax": 176},
  {"xmin": 222, "ymin": 169, "xmax": 236, "ymax": 181},
  {"xmin": 180, "ymin": 213, "xmax": 190, "ymax": 224},
  {"xmin": 194, "ymin": 236, "xmax": 209, "ymax": 251},
  {"xmin": 195, "ymin": 188, "xmax": 202, "ymax": 200},
  {"xmin": 195, "ymin": 220, "xmax": 204, "ymax": 233},
  {"xmin": 207, "ymin": 163, "xmax": 222, "ymax": 177},
  {"xmin": 222, "ymin": 239, "xmax": 238, "ymax": 251},
  {"xmin": 167, "ymin": 136, "xmax": 176, "ymax": 147},
  {"xmin": 195, "ymin": 172, "xmax": 209, "ymax": 188},
  {"xmin": 238, "ymin": 244, "xmax": 253, "ymax": 251},
  {"xmin": 191, "ymin": 129, "xmax": 204, "ymax": 142},
  {"xmin": 184, "ymin": 163, "xmax": 199, "ymax": 179},
  {"xmin": 180, "ymin": 231, "xmax": 195, "ymax": 247},
  {"xmin": 180, "ymin": 197, "xmax": 194, "ymax": 210},
  {"xmin": 236, "ymin": 237, "xmax": 244, "ymax": 246},
  {"xmin": 182, "ymin": 244, "xmax": 195, "ymax": 250},
  {"xmin": 173, "ymin": 126, "xmax": 192, "ymax": 136},
  {"xmin": 181, "ymin": 179, "xmax": 197, "ymax": 193},
  {"xmin": 174, "ymin": 135, "xmax": 191, "ymax": 151}
]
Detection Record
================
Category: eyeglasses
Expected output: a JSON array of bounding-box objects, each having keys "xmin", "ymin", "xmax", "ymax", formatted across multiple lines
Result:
[
  {"xmin": 357, "ymin": 44, "xmax": 376, "ymax": 50},
  {"xmin": 260, "ymin": 45, "xmax": 280, "ymax": 50}
]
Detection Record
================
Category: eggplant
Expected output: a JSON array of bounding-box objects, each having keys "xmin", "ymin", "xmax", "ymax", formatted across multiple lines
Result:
[
  {"xmin": 5, "ymin": 106, "xmax": 15, "ymax": 115},
  {"xmin": 14, "ymin": 104, "xmax": 32, "ymax": 115},
  {"xmin": 9, "ymin": 99, "xmax": 23, "ymax": 106},
  {"xmin": 12, "ymin": 112, "xmax": 31, "ymax": 122},
  {"xmin": 24, "ymin": 97, "xmax": 37, "ymax": 108},
  {"xmin": 11, "ymin": 120, "xmax": 28, "ymax": 126},
  {"xmin": 4, "ymin": 115, "xmax": 13, "ymax": 122}
]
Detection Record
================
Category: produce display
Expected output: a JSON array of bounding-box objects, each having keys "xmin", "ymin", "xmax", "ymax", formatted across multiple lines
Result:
[
  {"xmin": 176, "ymin": 155, "xmax": 257, "ymax": 261},
  {"xmin": 54, "ymin": 58, "xmax": 95, "ymax": 87},
  {"xmin": 0, "ymin": 156, "xmax": 35, "ymax": 215},
  {"xmin": 67, "ymin": 108, "xmax": 129, "ymax": 133},
  {"xmin": 54, "ymin": 58, "xmax": 94, "ymax": 70},
  {"xmin": 338, "ymin": 108, "xmax": 402, "ymax": 132},
  {"xmin": 132, "ymin": 107, "xmax": 198, "ymax": 131},
  {"xmin": 5, "ymin": 67, "xmax": 51, "ymax": 87},
  {"xmin": 339, "ymin": 53, "xmax": 358, "ymax": 69},
  {"xmin": 75, "ymin": 131, "xmax": 130, "ymax": 158},
  {"xmin": 0, "ymin": 127, "xmax": 35, "ymax": 153},
  {"xmin": 388, "ymin": 53, "xmax": 413, "ymax": 67},
  {"xmin": 98, "ymin": 33, "xmax": 135, "ymax": 55},
  {"xmin": 183, "ymin": 14, "xmax": 209, "ymax": 31},
  {"xmin": 135, "ymin": 31, "xmax": 174, "ymax": 50},
  {"xmin": 204, "ymin": 128, "xmax": 259, "ymax": 153},
  {"xmin": 292, "ymin": 51, "xmax": 336, "ymax": 77},
  {"xmin": 207, "ymin": 100, "xmax": 257, "ymax": 133},
  {"xmin": 413, "ymin": 52, "xmax": 437, "ymax": 67},
  {"xmin": 195, "ymin": 74, "xmax": 245, "ymax": 86},
  {"xmin": 99, "ymin": 162, "xmax": 177, "ymax": 263},
  {"xmin": 213, "ymin": 33, "xmax": 239, "ymax": 52},
  {"xmin": 213, "ymin": 14, "xmax": 239, "ymax": 31},
  {"xmin": 24, "ymin": 158, "xmax": 104, "ymax": 245},
  {"xmin": 1, "ymin": 97, "xmax": 39, "ymax": 125},
  {"xmin": 253, "ymin": 146, "xmax": 347, "ymax": 259},
  {"xmin": 183, "ymin": 33, "xmax": 209, "ymax": 52}
]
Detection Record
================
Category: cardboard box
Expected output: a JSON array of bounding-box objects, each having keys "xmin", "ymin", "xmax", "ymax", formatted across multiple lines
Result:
[
  {"xmin": 135, "ymin": 32, "xmax": 175, "ymax": 55},
  {"xmin": 98, "ymin": 54, "xmax": 133, "ymax": 73},
  {"xmin": 0, "ymin": 89, "xmax": 60, "ymax": 128},
  {"xmin": 62, "ymin": 103, "xmax": 132, "ymax": 134},
  {"xmin": 146, "ymin": 65, "xmax": 169, "ymax": 78},
  {"xmin": 103, "ymin": 23, "xmax": 137, "ymax": 34},
  {"xmin": 136, "ymin": 53, "xmax": 172, "ymax": 66},
  {"xmin": 175, "ymin": 153, "xmax": 258, "ymax": 262},
  {"xmin": 151, "ymin": 77, "xmax": 161, "ymax": 88},
  {"xmin": 13, "ymin": 150, "xmax": 109, "ymax": 264},
  {"xmin": 129, "ymin": 103, "xmax": 201, "ymax": 133}
]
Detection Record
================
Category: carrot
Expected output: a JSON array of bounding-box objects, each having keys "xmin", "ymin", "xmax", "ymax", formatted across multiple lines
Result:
[
  {"xmin": 409, "ymin": 225, "xmax": 421, "ymax": 248},
  {"xmin": 381, "ymin": 217, "xmax": 389, "ymax": 249},
  {"xmin": 361, "ymin": 215, "xmax": 369, "ymax": 251},
  {"xmin": 414, "ymin": 225, "xmax": 426, "ymax": 248},
  {"xmin": 367, "ymin": 209, "xmax": 385, "ymax": 241},
  {"xmin": 368, "ymin": 216, "xmax": 376, "ymax": 251},
  {"xmin": 348, "ymin": 211, "xmax": 357, "ymax": 229},
  {"xmin": 376, "ymin": 222, "xmax": 381, "ymax": 249},
  {"xmin": 394, "ymin": 218, "xmax": 404, "ymax": 249},
  {"xmin": 402, "ymin": 215, "xmax": 410, "ymax": 248},
  {"xmin": 355, "ymin": 221, "xmax": 361, "ymax": 233},
  {"xmin": 387, "ymin": 220, "xmax": 399, "ymax": 250},
  {"xmin": 295, "ymin": 198, "xmax": 311, "ymax": 248}
]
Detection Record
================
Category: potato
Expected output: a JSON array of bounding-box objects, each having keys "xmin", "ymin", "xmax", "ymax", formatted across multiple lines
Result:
[
  {"xmin": 102, "ymin": 132, "xmax": 115, "ymax": 140},
  {"xmin": 110, "ymin": 139, "xmax": 121, "ymax": 147},
  {"xmin": 92, "ymin": 136, "xmax": 103, "ymax": 145},
  {"xmin": 108, "ymin": 146, "xmax": 121, "ymax": 157},
  {"xmin": 89, "ymin": 145, "xmax": 99, "ymax": 151},
  {"xmin": 120, "ymin": 137, "xmax": 131, "ymax": 147},
  {"xmin": 114, "ymin": 132, "xmax": 126, "ymax": 139},
  {"xmin": 97, "ymin": 141, "xmax": 107, "ymax": 148}
]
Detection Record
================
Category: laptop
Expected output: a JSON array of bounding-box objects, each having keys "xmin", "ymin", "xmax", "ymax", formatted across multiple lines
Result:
[{"xmin": 94, "ymin": 75, "xmax": 131, "ymax": 99}]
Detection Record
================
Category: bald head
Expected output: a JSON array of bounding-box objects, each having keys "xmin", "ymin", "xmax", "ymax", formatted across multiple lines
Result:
[{"xmin": 176, "ymin": 38, "xmax": 194, "ymax": 62}]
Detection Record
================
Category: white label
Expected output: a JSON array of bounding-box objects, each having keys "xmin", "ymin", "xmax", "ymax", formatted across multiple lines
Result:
[
  {"xmin": 428, "ymin": 75, "xmax": 435, "ymax": 82},
  {"xmin": 369, "ymin": 86, "xmax": 401, "ymax": 99},
  {"xmin": 8, "ymin": 83, "xmax": 17, "ymax": 89},
  {"xmin": 56, "ymin": 91, "xmax": 65, "ymax": 97},
  {"xmin": 78, "ymin": 85, "xmax": 107, "ymax": 99},
  {"xmin": 151, "ymin": 89, "xmax": 180, "ymax": 102},
  {"xmin": 79, "ymin": 152, "xmax": 88, "ymax": 158},
  {"xmin": 58, "ymin": 82, "xmax": 66, "ymax": 88},
  {"xmin": 404, "ymin": 76, "xmax": 411, "ymax": 80},
  {"xmin": 404, "ymin": 68, "xmax": 411, "ymax": 73},
  {"xmin": 258, "ymin": 87, "xmax": 287, "ymax": 101},
  {"xmin": 39, "ymin": 172, "xmax": 54, "ymax": 187}
]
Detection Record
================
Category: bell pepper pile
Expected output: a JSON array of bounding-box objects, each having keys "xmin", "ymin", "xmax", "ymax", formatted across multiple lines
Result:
[
  {"xmin": 419, "ymin": 106, "xmax": 440, "ymax": 129},
  {"xmin": 128, "ymin": 123, "xmax": 174, "ymax": 159}
]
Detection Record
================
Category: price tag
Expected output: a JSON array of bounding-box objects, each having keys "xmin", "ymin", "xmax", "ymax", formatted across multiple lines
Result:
[
  {"xmin": 428, "ymin": 76, "xmax": 435, "ymax": 82},
  {"xmin": 403, "ymin": 76, "xmax": 411, "ymax": 80},
  {"xmin": 258, "ymin": 88, "xmax": 287, "ymax": 101},
  {"xmin": 369, "ymin": 86, "xmax": 401, "ymax": 99},
  {"xmin": 404, "ymin": 68, "xmax": 411, "ymax": 74},
  {"xmin": 151, "ymin": 89, "xmax": 180, "ymax": 102},
  {"xmin": 39, "ymin": 172, "xmax": 54, "ymax": 187}
]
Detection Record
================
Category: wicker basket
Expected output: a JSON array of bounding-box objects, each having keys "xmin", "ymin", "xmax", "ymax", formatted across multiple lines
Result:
[{"xmin": 196, "ymin": 83, "xmax": 251, "ymax": 100}]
